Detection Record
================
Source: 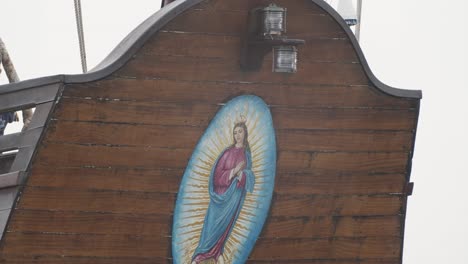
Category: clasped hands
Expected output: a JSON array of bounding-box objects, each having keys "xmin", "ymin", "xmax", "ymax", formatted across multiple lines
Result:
[{"xmin": 230, "ymin": 161, "xmax": 245, "ymax": 181}]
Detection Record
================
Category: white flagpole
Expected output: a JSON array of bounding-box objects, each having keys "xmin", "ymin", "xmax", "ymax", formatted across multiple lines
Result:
[{"xmin": 355, "ymin": 0, "xmax": 363, "ymax": 42}]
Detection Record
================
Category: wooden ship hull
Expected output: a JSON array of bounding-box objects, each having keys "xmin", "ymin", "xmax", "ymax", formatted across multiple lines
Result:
[{"xmin": 0, "ymin": 0, "xmax": 421, "ymax": 263}]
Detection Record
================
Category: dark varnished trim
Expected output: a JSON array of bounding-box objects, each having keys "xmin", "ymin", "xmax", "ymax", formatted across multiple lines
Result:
[{"xmin": 0, "ymin": 0, "xmax": 421, "ymax": 99}]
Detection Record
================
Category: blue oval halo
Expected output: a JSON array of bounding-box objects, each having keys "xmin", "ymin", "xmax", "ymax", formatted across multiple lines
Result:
[{"xmin": 172, "ymin": 95, "xmax": 277, "ymax": 264}]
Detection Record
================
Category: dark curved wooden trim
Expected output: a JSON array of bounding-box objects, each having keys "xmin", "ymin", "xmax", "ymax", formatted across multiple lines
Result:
[{"xmin": 0, "ymin": 0, "xmax": 421, "ymax": 98}]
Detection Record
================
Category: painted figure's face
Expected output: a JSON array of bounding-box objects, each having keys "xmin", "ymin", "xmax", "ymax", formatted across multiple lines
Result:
[{"xmin": 234, "ymin": 126, "xmax": 245, "ymax": 146}]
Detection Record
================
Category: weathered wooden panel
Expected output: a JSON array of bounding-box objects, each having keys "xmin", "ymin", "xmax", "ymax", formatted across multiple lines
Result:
[
  {"xmin": 1, "ymin": 231, "xmax": 400, "ymax": 260},
  {"xmin": 8, "ymin": 210, "xmax": 400, "ymax": 239},
  {"xmin": 17, "ymin": 187, "xmax": 402, "ymax": 217},
  {"xmin": 0, "ymin": 0, "xmax": 420, "ymax": 262},
  {"xmin": 0, "ymin": 255, "xmax": 401, "ymax": 264},
  {"xmin": 118, "ymin": 55, "xmax": 368, "ymax": 85},
  {"xmin": 8, "ymin": 210, "xmax": 171, "ymax": 236},
  {"xmin": 162, "ymin": 9, "xmax": 345, "ymax": 39},
  {"xmin": 28, "ymin": 166, "xmax": 183, "ymax": 193},
  {"xmin": 0, "ymin": 255, "xmax": 170, "ymax": 264},
  {"xmin": 278, "ymin": 151, "xmax": 408, "ymax": 174},
  {"xmin": 54, "ymin": 99, "xmax": 416, "ymax": 130},
  {"xmin": 250, "ymin": 237, "xmax": 401, "ymax": 259},
  {"xmin": 63, "ymin": 79, "xmax": 417, "ymax": 109},
  {"xmin": 28, "ymin": 166, "xmax": 406, "ymax": 195},
  {"xmin": 138, "ymin": 32, "xmax": 358, "ymax": 62},
  {"xmin": 1, "ymin": 232, "xmax": 171, "ymax": 258},
  {"xmin": 35, "ymin": 142, "xmax": 408, "ymax": 174},
  {"xmin": 45, "ymin": 121, "xmax": 413, "ymax": 152},
  {"xmin": 274, "ymin": 173, "xmax": 406, "ymax": 195}
]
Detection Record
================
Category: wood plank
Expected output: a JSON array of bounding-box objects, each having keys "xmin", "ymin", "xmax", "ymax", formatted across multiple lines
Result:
[
  {"xmin": 36, "ymin": 142, "xmax": 193, "ymax": 169},
  {"xmin": 8, "ymin": 209, "xmax": 400, "ymax": 239},
  {"xmin": 140, "ymin": 32, "xmax": 358, "ymax": 62},
  {"xmin": 278, "ymin": 151, "xmax": 408, "ymax": 174},
  {"xmin": 248, "ymin": 260, "xmax": 400, "ymax": 264},
  {"xmin": 261, "ymin": 215, "xmax": 401, "ymax": 238},
  {"xmin": 162, "ymin": 9, "xmax": 345, "ymax": 39},
  {"xmin": 116, "ymin": 55, "xmax": 368, "ymax": 86},
  {"xmin": 28, "ymin": 166, "xmax": 406, "ymax": 195},
  {"xmin": 45, "ymin": 121, "xmax": 414, "ymax": 152},
  {"xmin": 0, "ymin": 232, "xmax": 170, "ymax": 258},
  {"xmin": 63, "ymin": 79, "xmax": 417, "ymax": 109},
  {"xmin": 16, "ymin": 187, "xmax": 177, "ymax": 215},
  {"xmin": 250, "ymin": 237, "xmax": 401, "ymax": 260},
  {"xmin": 1, "ymin": 231, "xmax": 399, "ymax": 260},
  {"xmin": 17, "ymin": 186, "xmax": 402, "ymax": 217},
  {"xmin": 268, "ymin": 194, "xmax": 402, "ymax": 217},
  {"xmin": 28, "ymin": 166, "xmax": 183, "ymax": 193},
  {"xmin": 54, "ymin": 98, "xmax": 219, "ymax": 127},
  {"xmin": 8, "ymin": 209, "xmax": 172, "ymax": 236},
  {"xmin": 0, "ymin": 254, "xmax": 399, "ymax": 264},
  {"xmin": 274, "ymin": 173, "xmax": 406, "ymax": 195},
  {"xmin": 35, "ymin": 142, "xmax": 409, "ymax": 174},
  {"xmin": 0, "ymin": 255, "xmax": 170, "ymax": 264},
  {"xmin": 54, "ymin": 98, "xmax": 417, "ymax": 130}
]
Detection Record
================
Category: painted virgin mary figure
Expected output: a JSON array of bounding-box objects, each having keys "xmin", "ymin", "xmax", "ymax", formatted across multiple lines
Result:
[{"xmin": 191, "ymin": 121, "xmax": 255, "ymax": 264}]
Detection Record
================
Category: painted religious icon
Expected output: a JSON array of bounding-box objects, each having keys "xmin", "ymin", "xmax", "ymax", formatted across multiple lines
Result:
[{"xmin": 172, "ymin": 95, "xmax": 277, "ymax": 264}]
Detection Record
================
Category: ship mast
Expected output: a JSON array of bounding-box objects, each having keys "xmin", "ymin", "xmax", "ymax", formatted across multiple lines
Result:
[{"xmin": 0, "ymin": 38, "xmax": 33, "ymax": 130}]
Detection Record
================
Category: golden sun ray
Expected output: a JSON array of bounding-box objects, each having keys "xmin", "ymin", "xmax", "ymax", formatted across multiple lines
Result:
[
  {"xmin": 209, "ymin": 136, "xmax": 224, "ymax": 155},
  {"xmin": 197, "ymin": 157, "xmax": 215, "ymax": 168},
  {"xmin": 194, "ymin": 164, "xmax": 212, "ymax": 173},
  {"xmin": 200, "ymin": 149, "xmax": 216, "ymax": 163},
  {"xmin": 179, "ymin": 226, "xmax": 203, "ymax": 236},
  {"xmin": 179, "ymin": 219, "xmax": 205, "ymax": 229},
  {"xmin": 188, "ymin": 176, "xmax": 208, "ymax": 184},
  {"xmin": 204, "ymin": 145, "xmax": 220, "ymax": 163},
  {"xmin": 183, "ymin": 207, "xmax": 209, "ymax": 214},
  {"xmin": 187, "ymin": 184, "xmax": 208, "ymax": 190},
  {"xmin": 191, "ymin": 173, "xmax": 210, "ymax": 181}
]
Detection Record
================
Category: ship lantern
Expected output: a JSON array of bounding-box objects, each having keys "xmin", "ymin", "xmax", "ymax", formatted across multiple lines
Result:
[
  {"xmin": 273, "ymin": 46, "xmax": 297, "ymax": 73},
  {"xmin": 261, "ymin": 4, "xmax": 287, "ymax": 37}
]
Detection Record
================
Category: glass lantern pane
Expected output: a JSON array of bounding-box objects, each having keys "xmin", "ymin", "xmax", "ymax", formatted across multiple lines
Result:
[
  {"xmin": 263, "ymin": 11, "xmax": 284, "ymax": 35},
  {"xmin": 273, "ymin": 46, "xmax": 297, "ymax": 73}
]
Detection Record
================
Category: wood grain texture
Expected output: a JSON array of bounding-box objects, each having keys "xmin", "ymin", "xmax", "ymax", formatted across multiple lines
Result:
[
  {"xmin": 0, "ymin": 255, "xmax": 170, "ymax": 264},
  {"xmin": 117, "ymin": 55, "xmax": 368, "ymax": 85},
  {"xmin": 34, "ymin": 142, "xmax": 409, "ymax": 174},
  {"xmin": 45, "ymin": 120, "xmax": 414, "ymax": 152},
  {"xmin": 27, "ymin": 165, "xmax": 406, "ymax": 195},
  {"xmin": 1, "ymin": 232, "xmax": 171, "ymax": 258},
  {"xmin": 1, "ymin": 231, "xmax": 400, "ymax": 260},
  {"xmin": 16, "ymin": 186, "xmax": 402, "ymax": 217},
  {"xmin": 0, "ymin": 0, "xmax": 419, "ymax": 262},
  {"xmin": 0, "ymin": 255, "xmax": 399, "ymax": 264},
  {"xmin": 8, "ymin": 209, "xmax": 400, "ymax": 239},
  {"xmin": 63, "ymin": 79, "xmax": 417, "ymax": 109},
  {"xmin": 54, "ymin": 98, "xmax": 417, "ymax": 130},
  {"xmin": 250, "ymin": 237, "xmax": 401, "ymax": 259},
  {"xmin": 162, "ymin": 8, "xmax": 345, "ymax": 39},
  {"xmin": 139, "ymin": 32, "xmax": 358, "ymax": 62}
]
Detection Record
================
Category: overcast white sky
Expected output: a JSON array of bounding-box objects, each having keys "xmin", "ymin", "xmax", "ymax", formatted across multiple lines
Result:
[{"xmin": 1, "ymin": 1, "xmax": 468, "ymax": 263}]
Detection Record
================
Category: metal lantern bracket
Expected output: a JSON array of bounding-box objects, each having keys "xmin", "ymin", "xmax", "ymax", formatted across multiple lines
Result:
[{"xmin": 241, "ymin": 4, "xmax": 305, "ymax": 71}]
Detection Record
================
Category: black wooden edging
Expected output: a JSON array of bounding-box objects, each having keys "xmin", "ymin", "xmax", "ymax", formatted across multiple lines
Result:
[
  {"xmin": 0, "ymin": 127, "xmax": 42, "ymax": 153},
  {"xmin": 0, "ymin": 171, "xmax": 21, "ymax": 190},
  {"xmin": 0, "ymin": 84, "xmax": 60, "ymax": 112}
]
